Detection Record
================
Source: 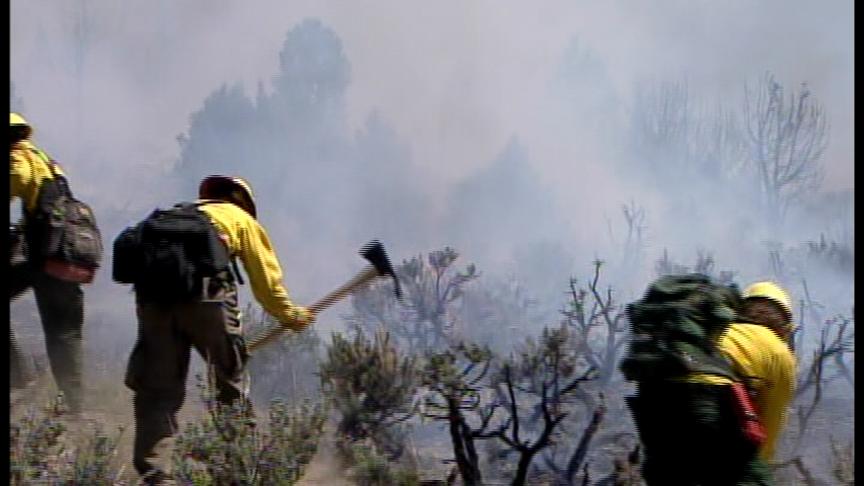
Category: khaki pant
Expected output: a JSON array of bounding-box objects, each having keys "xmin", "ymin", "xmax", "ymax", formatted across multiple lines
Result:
[
  {"xmin": 125, "ymin": 280, "xmax": 249, "ymax": 481},
  {"xmin": 10, "ymin": 261, "xmax": 84, "ymax": 411}
]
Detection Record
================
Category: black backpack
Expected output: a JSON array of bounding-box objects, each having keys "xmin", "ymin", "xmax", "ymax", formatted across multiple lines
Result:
[
  {"xmin": 619, "ymin": 274, "xmax": 742, "ymax": 382},
  {"xmin": 24, "ymin": 157, "xmax": 103, "ymax": 283},
  {"xmin": 113, "ymin": 202, "xmax": 239, "ymax": 303},
  {"xmin": 620, "ymin": 274, "xmax": 772, "ymax": 447}
]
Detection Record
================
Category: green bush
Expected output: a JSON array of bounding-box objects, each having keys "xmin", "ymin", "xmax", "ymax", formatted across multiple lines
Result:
[
  {"xmin": 346, "ymin": 442, "xmax": 421, "ymax": 486},
  {"xmin": 173, "ymin": 379, "xmax": 326, "ymax": 485},
  {"xmin": 10, "ymin": 397, "xmax": 67, "ymax": 484},
  {"xmin": 10, "ymin": 395, "xmax": 124, "ymax": 485},
  {"xmin": 320, "ymin": 329, "xmax": 419, "ymax": 458}
]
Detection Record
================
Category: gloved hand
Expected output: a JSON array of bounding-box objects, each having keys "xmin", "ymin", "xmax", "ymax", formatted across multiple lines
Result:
[{"xmin": 289, "ymin": 306, "xmax": 316, "ymax": 329}]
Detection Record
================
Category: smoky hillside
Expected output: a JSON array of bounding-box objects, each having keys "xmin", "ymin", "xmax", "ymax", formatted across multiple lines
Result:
[{"xmin": 10, "ymin": 1, "xmax": 853, "ymax": 484}]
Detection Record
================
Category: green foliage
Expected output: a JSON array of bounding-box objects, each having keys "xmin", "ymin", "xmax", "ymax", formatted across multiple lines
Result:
[
  {"xmin": 320, "ymin": 330, "xmax": 420, "ymax": 457},
  {"xmin": 346, "ymin": 442, "xmax": 421, "ymax": 486},
  {"xmin": 10, "ymin": 397, "xmax": 68, "ymax": 484},
  {"xmin": 10, "ymin": 396, "xmax": 124, "ymax": 485},
  {"xmin": 422, "ymin": 342, "xmax": 492, "ymax": 397},
  {"xmin": 173, "ymin": 380, "xmax": 326, "ymax": 485},
  {"xmin": 68, "ymin": 425, "xmax": 125, "ymax": 485},
  {"xmin": 510, "ymin": 325, "xmax": 582, "ymax": 390}
]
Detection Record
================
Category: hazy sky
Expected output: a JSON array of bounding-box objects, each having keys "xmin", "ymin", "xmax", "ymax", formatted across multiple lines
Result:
[
  {"xmin": 10, "ymin": 6, "xmax": 852, "ymax": 475},
  {"xmin": 11, "ymin": 1, "xmax": 853, "ymax": 193},
  {"xmin": 10, "ymin": 0, "xmax": 854, "ymax": 325}
]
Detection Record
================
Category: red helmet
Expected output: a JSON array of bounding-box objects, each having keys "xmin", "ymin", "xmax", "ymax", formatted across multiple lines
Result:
[{"xmin": 199, "ymin": 175, "xmax": 257, "ymax": 218}]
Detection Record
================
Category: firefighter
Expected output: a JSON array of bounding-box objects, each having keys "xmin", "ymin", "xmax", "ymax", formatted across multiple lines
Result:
[
  {"xmin": 730, "ymin": 281, "xmax": 798, "ymax": 463},
  {"xmin": 634, "ymin": 280, "xmax": 797, "ymax": 485},
  {"xmin": 10, "ymin": 112, "xmax": 85, "ymax": 412},
  {"xmin": 123, "ymin": 175, "xmax": 315, "ymax": 483}
]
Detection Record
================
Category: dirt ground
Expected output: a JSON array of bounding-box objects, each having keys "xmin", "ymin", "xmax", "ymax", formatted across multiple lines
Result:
[
  {"xmin": 295, "ymin": 425, "xmax": 355, "ymax": 486},
  {"xmin": 10, "ymin": 373, "xmax": 355, "ymax": 485}
]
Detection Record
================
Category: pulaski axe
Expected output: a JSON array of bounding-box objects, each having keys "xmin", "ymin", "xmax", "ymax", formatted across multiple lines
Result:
[{"xmin": 247, "ymin": 240, "xmax": 401, "ymax": 353}]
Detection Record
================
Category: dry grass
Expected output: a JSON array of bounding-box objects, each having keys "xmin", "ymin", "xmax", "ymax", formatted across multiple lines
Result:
[{"xmin": 10, "ymin": 370, "xmax": 327, "ymax": 484}]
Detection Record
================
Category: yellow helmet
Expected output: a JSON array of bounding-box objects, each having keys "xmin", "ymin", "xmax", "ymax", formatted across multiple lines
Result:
[
  {"xmin": 743, "ymin": 281, "xmax": 793, "ymax": 322},
  {"xmin": 10, "ymin": 112, "xmax": 29, "ymax": 126},
  {"xmin": 199, "ymin": 175, "xmax": 257, "ymax": 218},
  {"xmin": 11, "ymin": 112, "xmax": 33, "ymax": 141}
]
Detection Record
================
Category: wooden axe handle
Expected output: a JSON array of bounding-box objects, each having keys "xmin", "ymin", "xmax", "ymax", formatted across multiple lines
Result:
[{"xmin": 247, "ymin": 265, "xmax": 380, "ymax": 353}]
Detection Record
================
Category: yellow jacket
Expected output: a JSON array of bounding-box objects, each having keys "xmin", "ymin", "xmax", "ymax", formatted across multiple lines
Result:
[
  {"xmin": 198, "ymin": 200, "xmax": 309, "ymax": 330},
  {"xmin": 688, "ymin": 323, "xmax": 797, "ymax": 462},
  {"xmin": 10, "ymin": 140, "xmax": 63, "ymax": 213}
]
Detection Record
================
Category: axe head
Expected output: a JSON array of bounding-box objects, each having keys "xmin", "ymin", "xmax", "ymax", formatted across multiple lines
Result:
[{"xmin": 360, "ymin": 239, "xmax": 402, "ymax": 299}]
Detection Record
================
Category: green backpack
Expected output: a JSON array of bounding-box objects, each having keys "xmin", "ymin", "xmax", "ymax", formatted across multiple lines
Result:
[{"xmin": 620, "ymin": 274, "xmax": 742, "ymax": 382}]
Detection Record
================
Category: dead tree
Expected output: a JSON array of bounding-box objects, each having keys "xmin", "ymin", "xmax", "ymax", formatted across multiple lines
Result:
[
  {"xmin": 613, "ymin": 201, "xmax": 647, "ymax": 274},
  {"xmin": 621, "ymin": 201, "xmax": 646, "ymax": 253},
  {"xmin": 560, "ymin": 261, "xmax": 628, "ymax": 386},
  {"xmin": 793, "ymin": 314, "xmax": 854, "ymax": 448},
  {"xmin": 629, "ymin": 79, "xmax": 745, "ymax": 185},
  {"xmin": 484, "ymin": 327, "xmax": 599, "ymax": 486},
  {"xmin": 744, "ymin": 72, "xmax": 829, "ymax": 220},
  {"xmin": 422, "ymin": 344, "xmax": 497, "ymax": 486},
  {"xmin": 422, "ymin": 328, "xmax": 599, "ymax": 486},
  {"xmin": 455, "ymin": 277, "xmax": 539, "ymax": 355},
  {"xmin": 796, "ymin": 280, "xmax": 854, "ymax": 391},
  {"xmin": 829, "ymin": 437, "xmax": 854, "ymax": 485},
  {"xmin": 654, "ymin": 249, "xmax": 690, "ymax": 277},
  {"xmin": 772, "ymin": 280, "xmax": 853, "ymax": 484},
  {"xmin": 773, "ymin": 312, "xmax": 854, "ymax": 483},
  {"xmin": 629, "ymin": 79, "xmax": 692, "ymax": 175},
  {"xmin": 654, "ymin": 249, "xmax": 735, "ymax": 284},
  {"xmin": 491, "ymin": 365, "xmax": 596, "ymax": 485},
  {"xmin": 693, "ymin": 101, "xmax": 748, "ymax": 180},
  {"xmin": 805, "ymin": 234, "xmax": 854, "ymax": 274},
  {"xmin": 539, "ymin": 393, "xmax": 608, "ymax": 485},
  {"xmin": 348, "ymin": 247, "xmax": 479, "ymax": 354}
]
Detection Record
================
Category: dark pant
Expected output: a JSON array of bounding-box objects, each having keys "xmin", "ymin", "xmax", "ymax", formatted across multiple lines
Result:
[
  {"xmin": 628, "ymin": 382, "xmax": 773, "ymax": 486},
  {"xmin": 125, "ymin": 282, "xmax": 249, "ymax": 481},
  {"xmin": 10, "ymin": 261, "xmax": 84, "ymax": 411}
]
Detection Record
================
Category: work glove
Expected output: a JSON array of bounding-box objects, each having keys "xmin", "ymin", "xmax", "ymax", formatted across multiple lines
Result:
[{"xmin": 287, "ymin": 306, "xmax": 316, "ymax": 330}]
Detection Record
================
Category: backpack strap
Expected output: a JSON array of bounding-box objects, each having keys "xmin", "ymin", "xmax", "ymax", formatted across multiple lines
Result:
[
  {"xmin": 21, "ymin": 152, "xmax": 72, "ymax": 224},
  {"xmin": 182, "ymin": 201, "xmax": 246, "ymax": 286},
  {"xmin": 37, "ymin": 151, "xmax": 74, "ymax": 199},
  {"xmin": 688, "ymin": 352, "xmax": 741, "ymax": 382},
  {"xmin": 231, "ymin": 258, "xmax": 245, "ymax": 286}
]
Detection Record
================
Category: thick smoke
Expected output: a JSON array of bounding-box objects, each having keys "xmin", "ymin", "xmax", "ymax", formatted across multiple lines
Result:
[{"xmin": 11, "ymin": 1, "xmax": 853, "ymax": 479}]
